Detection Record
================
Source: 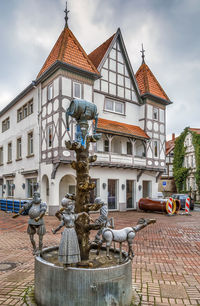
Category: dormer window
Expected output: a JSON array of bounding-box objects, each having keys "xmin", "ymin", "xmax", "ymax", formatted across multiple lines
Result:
[{"xmin": 73, "ymin": 82, "xmax": 81, "ymax": 99}]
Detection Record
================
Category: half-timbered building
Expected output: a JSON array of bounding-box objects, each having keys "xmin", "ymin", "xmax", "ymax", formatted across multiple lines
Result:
[{"xmin": 0, "ymin": 11, "xmax": 172, "ymax": 214}]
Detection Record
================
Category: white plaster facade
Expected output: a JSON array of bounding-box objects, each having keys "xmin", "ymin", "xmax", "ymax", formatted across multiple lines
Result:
[
  {"xmin": 184, "ymin": 131, "xmax": 199, "ymax": 199},
  {"xmin": 0, "ymin": 26, "xmax": 171, "ymax": 214}
]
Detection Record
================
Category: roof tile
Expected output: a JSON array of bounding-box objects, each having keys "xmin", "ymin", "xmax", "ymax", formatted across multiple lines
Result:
[
  {"xmin": 88, "ymin": 33, "xmax": 115, "ymax": 68},
  {"xmin": 97, "ymin": 118, "xmax": 149, "ymax": 139},
  {"xmin": 135, "ymin": 63, "xmax": 170, "ymax": 101},
  {"xmin": 37, "ymin": 27, "xmax": 99, "ymax": 79},
  {"xmin": 189, "ymin": 128, "xmax": 200, "ymax": 135}
]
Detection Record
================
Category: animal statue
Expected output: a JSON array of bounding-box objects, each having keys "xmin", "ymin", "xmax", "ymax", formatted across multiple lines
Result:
[{"xmin": 97, "ymin": 218, "xmax": 156, "ymax": 262}]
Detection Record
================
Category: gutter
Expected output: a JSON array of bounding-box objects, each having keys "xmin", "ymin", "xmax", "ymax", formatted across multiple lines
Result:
[
  {"xmin": 96, "ymin": 128, "xmax": 149, "ymax": 140},
  {"xmin": 141, "ymin": 93, "xmax": 173, "ymax": 105},
  {"xmin": 36, "ymin": 60, "xmax": 101, "ymax": 84}
]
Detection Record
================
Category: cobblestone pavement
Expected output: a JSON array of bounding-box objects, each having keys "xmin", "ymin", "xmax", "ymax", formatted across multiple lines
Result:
[{"xmin": 0, "ymin": 210, "xmax": 200, "ymax": 305}]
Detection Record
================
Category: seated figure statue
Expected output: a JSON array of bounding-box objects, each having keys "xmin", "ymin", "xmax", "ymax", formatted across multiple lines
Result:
[
  {"xmin": 13, "ymin": 192, "xmax": 47, "ymax": 255},
  {"xmin": 93, "ymin": 197, "xmax": 114, "ymax": 243}
]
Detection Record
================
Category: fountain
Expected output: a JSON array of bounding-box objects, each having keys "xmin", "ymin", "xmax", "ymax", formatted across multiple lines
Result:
[{"xmin": 32, "ymin": 99, "xmax": 155, "ymax": 305}]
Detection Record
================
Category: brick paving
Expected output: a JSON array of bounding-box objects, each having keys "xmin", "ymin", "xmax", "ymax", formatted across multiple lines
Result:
[{"xmin": 0, "ymin": 210, "xmax": 200, "ymax": 305}]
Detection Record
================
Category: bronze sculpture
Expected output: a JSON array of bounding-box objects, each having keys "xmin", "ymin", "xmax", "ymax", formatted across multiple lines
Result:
[
  {"xmin": 13, "ymin": 192, "xmax": 47, "ymax": 255},
  {"xmin": 97, "ymin": 218, "xmax": 156, "ymax": 262},
  {"xmin": 52, "ymin": 200, "xmax": 88, "ymax": 266}
]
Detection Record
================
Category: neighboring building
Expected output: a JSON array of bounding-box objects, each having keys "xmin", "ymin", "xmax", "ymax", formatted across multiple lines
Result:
[
  {"xmin": 160, "ymin": 129, "xmax": 200, "ymax": 200},
  {"xmin": 0, "ymin": 9, "xmax": 172, "ymax": 214},
  {"xmin": 159, "ymin": 133, "xmax": 177, "ymax": 195},
  {"xmin": 184, "ymin": 128, "xmax": 200, "ymax": 200}
]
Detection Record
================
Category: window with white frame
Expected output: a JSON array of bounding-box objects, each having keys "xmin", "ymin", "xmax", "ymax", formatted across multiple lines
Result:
[
  {"xmin": 105, "ymin": 98, "xmax": 125, "ymax": 114},
  {"xmin": 73, "ymin": 82, "xmax": 81, "ymax": 99},
  {"xmin": 16, "ymin": 138, "xmax": 22, "ymax": 159},
  {"xmin": 7, "ymin": 142, "xmax": 12, "ymax": 162},
  {"xmin": 153, "ymin": 140, "xmax": 159, "ymax": 158},
  {"xmin": 153, "ymin": 108, "xmax": 159, "ymax": 120},
  {"xmin": 47, "ymin": 84, "xmax": 53, "ymax": 100},
  {"xmin": 23, "ymin": 104, "xmax": 28, "ymax": 118},
  {"xmin": 27, "ymin": 131, "xmax": 33, "ymax": 156},
  {"xmin": 2, "ymin": 117, "xmax": 10, "ymax": 132},
  {"xmin": 17, "ymin": 99, "xmax": 34, "ymax": 122},
  {"xmin": 27, "ymin": 178, "xmax": 37, "ymax": 198},
  {"xmin": 7, "ymin": 180, "xmax": 14, "ymax": 197},
  {"xmin": 47, "ymin": 125, "xmax": 53, "ymax": 148},
  {"xmin": 0, "ymin": 147, "xmax": 3, "ymax": 165}
]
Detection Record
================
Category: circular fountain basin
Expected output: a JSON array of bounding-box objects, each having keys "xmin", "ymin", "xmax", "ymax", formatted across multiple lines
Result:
[{"xmin": 35, "ymin": 246, "xmax": 133, "ymax": 306}]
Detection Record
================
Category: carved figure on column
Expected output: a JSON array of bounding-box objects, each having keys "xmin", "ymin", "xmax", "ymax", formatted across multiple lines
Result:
[
  {"xmin": 65, "ymin": 99, "xmax": 102, "ymax": 261},
  {"xmin": 12, "ymin": 192, "xmax": 47, "ymax": 255}
]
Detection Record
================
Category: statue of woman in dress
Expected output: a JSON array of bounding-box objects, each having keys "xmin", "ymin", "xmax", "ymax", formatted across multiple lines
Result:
[{"xmin": 52, "ymin": 199, "xmax": 87, "ymax": 266}]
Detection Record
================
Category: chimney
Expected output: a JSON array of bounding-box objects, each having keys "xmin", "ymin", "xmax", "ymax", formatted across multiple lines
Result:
[{"xmin": 172, "ymin": 133, "xmax": 175, "ymax": 141}]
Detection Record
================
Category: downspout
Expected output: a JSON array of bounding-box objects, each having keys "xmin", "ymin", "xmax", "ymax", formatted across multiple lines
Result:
[{"xmin": 37, "ymin": 83, "xmax": 42, "ymax": 199}]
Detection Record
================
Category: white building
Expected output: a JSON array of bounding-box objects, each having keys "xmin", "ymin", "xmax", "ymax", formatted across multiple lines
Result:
[{"xmin": 0, "ymin": 13, "xmax": 172, "ymax": 214}]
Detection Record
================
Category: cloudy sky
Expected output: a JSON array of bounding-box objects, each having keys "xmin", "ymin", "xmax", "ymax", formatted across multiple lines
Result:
[{"xmin": 0, "ymin": 0, "xmax": 199, "ymax": 138}]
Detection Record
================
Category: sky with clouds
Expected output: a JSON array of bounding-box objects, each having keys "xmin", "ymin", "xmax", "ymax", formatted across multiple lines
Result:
[{"xmin": 0, "ymin": 0, "xmax": 199, "ymax": 139}]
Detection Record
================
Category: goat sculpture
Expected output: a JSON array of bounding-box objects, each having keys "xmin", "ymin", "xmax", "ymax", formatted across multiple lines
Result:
[{"xmin": 97, "ymin": 218, "xmax": 156, "ymax": 262}]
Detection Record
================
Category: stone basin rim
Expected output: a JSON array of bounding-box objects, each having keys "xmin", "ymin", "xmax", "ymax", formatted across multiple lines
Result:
[{"xmin": 37, "ymin": 245, "xmax": 131, "ymax": 271}]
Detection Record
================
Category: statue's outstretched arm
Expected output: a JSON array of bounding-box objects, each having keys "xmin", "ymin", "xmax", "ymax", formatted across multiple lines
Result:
[
  {"xmin": 12, "ymin": 206, "xmax": 26, "ymax": 218},
  {"xmin": 52, "ymin": 221, "xmax": 64, "ymax": 234}
]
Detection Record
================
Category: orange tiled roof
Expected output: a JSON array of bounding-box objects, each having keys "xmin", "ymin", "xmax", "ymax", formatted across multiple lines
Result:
[
  {"xmin": 166, "ymin": 139, "xmax": 175, "ymax": 155},
  {"xmin": 97, "ymin": 118, "xmax": 149, "ymax": 139},
  {"xmin": 135, "ymin": 63, "xmax": 170, "ymax": 101},
  {"xmin": 88, "ymin": 33, "xmax": 115, "ymax": 68},
  {"xmin": 37, "ymin": 27, "xmax": 99, "ymax": 79},
  {"xmin": 189, "ymin": 128, "xmax": 200, "ymax": 135}
]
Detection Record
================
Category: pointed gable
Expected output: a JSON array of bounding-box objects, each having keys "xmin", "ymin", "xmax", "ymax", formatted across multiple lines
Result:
[
  {"xmin": 89, "ymin": 28, "xmax": 141, "ymax": 103},
  {"xmin": 88, "ymin": 34, "xmax": 115, "ymax": 69},
  {"xmin": 135, "ymin": 63, "xmax": 170, "ymax": 102},
  {"xmin": 37, "ymin": 27, "xmax": 99, "ymax": 79}
]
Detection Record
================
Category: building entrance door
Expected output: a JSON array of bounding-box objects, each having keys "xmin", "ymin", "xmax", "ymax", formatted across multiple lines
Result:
[
  {"xmin": 126, "ymin": 180, "xmax": 136, "ymax": 209},
  {"xmin": 142, "ymin": 181, "xmax": 152, "ymax": 198},
  {"xmin": 108, "ymin": 179, "xmax": 118, "ymax": 210}
]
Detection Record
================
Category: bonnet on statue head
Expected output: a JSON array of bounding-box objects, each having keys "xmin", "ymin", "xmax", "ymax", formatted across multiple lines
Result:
[
  {"xmin": 94, "ymin": 197, "xmax": 104, "ymax": 205},
  {"xmin": 61, "ymin": 197, "xmax": 74, "ymax": 208}
]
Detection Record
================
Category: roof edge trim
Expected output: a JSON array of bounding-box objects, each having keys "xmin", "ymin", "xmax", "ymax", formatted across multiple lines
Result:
[
  {"xmin": 36, "ymin": 60, "xmax": 101, "ymax": 84},
  {"xmin": 141, "ymin": 93, "xmax": 173, "ymax": 105}
]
